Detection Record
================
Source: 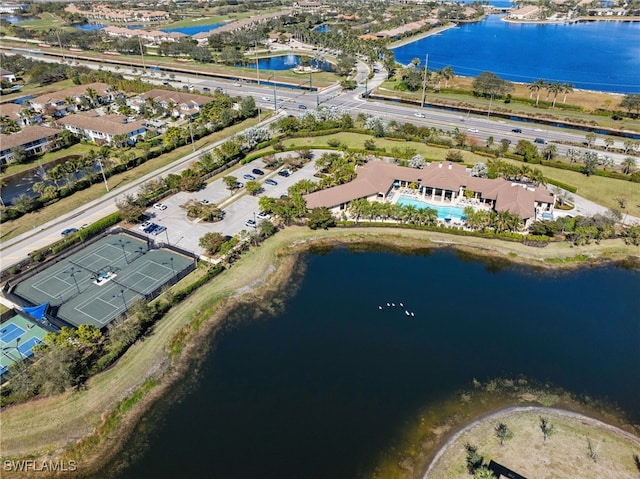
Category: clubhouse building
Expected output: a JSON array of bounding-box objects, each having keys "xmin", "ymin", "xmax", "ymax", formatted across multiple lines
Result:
[{"xmin": 304, "ymin": 161, "xmax": 555, "ymax": 226}]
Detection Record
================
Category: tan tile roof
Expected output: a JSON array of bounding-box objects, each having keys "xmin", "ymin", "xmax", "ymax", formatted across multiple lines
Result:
[
  {"xmin": 0, "ymin": 125, "xmax": 60, "ymax": 151},
  {"xmin": 304, "ymin": 160, "xmax": 553, "ymax": 219},
  {"xmin": 57, "ymin": 112, "xmax": 146, "ymax": 136},
  {"xmin": 139, "ymin": 89, "xmax": 211, "ymax": 107},
  {"xmin": 30, "ymin": 82, "xmax": 112, "ymax": 107},
  {"xmin": 0, "ymin": 103, "xmax": 22, "ymax": 120}
]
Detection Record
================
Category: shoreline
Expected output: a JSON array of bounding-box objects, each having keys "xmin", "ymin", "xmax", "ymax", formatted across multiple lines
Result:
[
  {"xmin": 1, "ymin": 228, "xmax": 639, "ymax": 477},
  {"xmin": 501, "ymin": 15, "xmax": 640, "ymax": 25},
  {"xmin": 422, "ymin": 406, "xmax": 640, "ymax": 479},
  {"xmin": 389, "ymin": 23, "xmax": 458, "ymax": 49}
]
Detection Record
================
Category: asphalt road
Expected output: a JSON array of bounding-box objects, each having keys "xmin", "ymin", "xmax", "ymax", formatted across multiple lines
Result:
[{"xmin": 1, "ymin": 52, "xmax": 636, "ymax": 270}]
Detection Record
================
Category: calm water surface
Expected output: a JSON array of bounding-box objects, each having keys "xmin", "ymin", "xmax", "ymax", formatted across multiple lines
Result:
[
  {"xmin": 393, "ymin": 15, "xmax": 640, "ymax": 93},
  {"xmin": 108, "ymin": 248, "xmax": 640, "ymax": 479},
  {"xmin": 161, "ymin": 23, "xmax": 223, "ymax": 35},
  {"xmin": 246, "ymin": 54, "xmax": 334, "ymax": 72}
]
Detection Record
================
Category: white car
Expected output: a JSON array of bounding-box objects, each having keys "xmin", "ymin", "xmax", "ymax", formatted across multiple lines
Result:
[
  {"xmin": 257, "ymin": 211, "xmax": 271, "ymax": 220},
  {"xmin": 467, "ymin": 128, "xmax": 479, "ymax": 133},
  {"xmin": 261, "ymin": 96, "xmax": 271, "ymax": 101},
  {"xmin": 153, "ymin": 203, "xmax": 167, "ymax": 211},
  {"xmin": 233, "ymin": 82, "xmax": 241, "ymax": 87},
  {"xmin": 414, "ymin": 112, "xmax": 425, "ymax": 118},
  {"xmin": 138, "ymin": 221, "xmax": 152, "ymax": 231}
]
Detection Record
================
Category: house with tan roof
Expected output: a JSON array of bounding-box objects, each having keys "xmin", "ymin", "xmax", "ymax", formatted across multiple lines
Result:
[
  {"xmin": 304, "ymin": 160, "xmax": 554, "ymax": 225},
  {"xmin": 29, "ymin": 82, "xmax": 117, "ymax": 116},
  {"xmin": 0, "ymin": 125, "xmax": 61, "ymax": 164},
  {"xmin": 508, "ymin": 5, "xmax": 541, "ymax": 19},
  {"xmin": 0, "ymin": 69, "xmax": 16, "ymax": 83},
  {"xmin": 56, "ymin": 111, "xmax": 146, "ymax": 146},
  {"xmin": 0, "ymin": 103, "xmax": 42, "ymax": 127},
  {"xmin": 133, "ymin": 89, "xmax": 212, "ymax": 118}
]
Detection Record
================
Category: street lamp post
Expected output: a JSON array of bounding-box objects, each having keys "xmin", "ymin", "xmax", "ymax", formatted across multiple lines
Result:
[
  {"xmin": 96, "ymin": 157, "xmax": 109, "ymax": 192},
  {"xmin": 268, "ymin": 74, "xmax": 278, "ymax": 111},
  {"xmin": 69, "ymin": 268, "xmax": 80, "ymax": 295},
  {"xmin": 113, "ymin": 289, "xmax": 127, "ymax": 315},
  {"xmin": 188, "ymin": 115, "xmax": 195, "ymax": 152}
]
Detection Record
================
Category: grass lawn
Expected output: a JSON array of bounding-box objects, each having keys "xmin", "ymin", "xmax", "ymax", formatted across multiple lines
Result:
[
  {"xmin": 160, "ymin": 7, "xmax": 284, "ymax": 28},
  {"xmin": 282, "ymin": 132, "xmax": 640, "ymax": 218},
  {"xmin": 0, "ymin": 116, "xmax": 267, "ymax": 242},
  {"xmin": 0, "ymin": 78, "xmax": 76, "ymax": 104},
  {"xmin": 378, "ymin": 79, "xmax": 640, "ymax": 133},
  {"xmin": 14, "ymin": 13, "xmax": 66, "ymax": 31},
  {"xmin": 2, "ymin": 143, "xmax": 97, "ymax": 178}
]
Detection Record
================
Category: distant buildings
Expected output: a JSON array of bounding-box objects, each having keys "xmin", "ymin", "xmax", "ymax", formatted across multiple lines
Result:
[
  {"xmin": 132, "ymin": 89, "xmax": 212, "ymax": 118},
  {"xmin": 29, "ymin": 82, "xmax": 117, "ymax": 116},
  {"xmin": 304, "ymin": 161, "xmax": 554, "ymax": 225},
  {"xmin": 56, "ymin": 111, "xmax": 146, "ymax": 146},
  {"xmin": 0, "ymin": 103, "xmax": 42, "ymax": 127},
  {"xmin": 0, "ymin": 69, "xmax": 16, "ymax": 83},
  {"xmin": 65, "ymin": 4, "xmax": 170, "ymax": 23},
  {"xmin": 0, "ymin": 125, "xmax": 61, "ymax": 164},
  {"xmin": 102, "ymin": 26, "xmax": 188, "ymax": 45},
  {"xmin": 508, "ymin": 5, "xmax": 541, "ymax": 20}
]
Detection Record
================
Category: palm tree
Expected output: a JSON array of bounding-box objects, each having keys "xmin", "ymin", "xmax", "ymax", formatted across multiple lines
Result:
[
  {"xmin": 441, "ymin": 65, "xmax": 455, "ymax": 88},
  {"xmin": 85, "ymin": 87, "xmax": 98, "ymax": 106},
  {"xmin": 528, "ymin": 79, "xmax": 546, "ymax": 106},
  {"xmin": 549, "ymin": 81, "xmax": 563, "ymax": 108},
  {"xmin": 562, "ymin": 83, "xmax": 574, "ymax": 104},
  {"xmin": 621, "ymin": 157, "xmax": 636, "ymax": 175}
]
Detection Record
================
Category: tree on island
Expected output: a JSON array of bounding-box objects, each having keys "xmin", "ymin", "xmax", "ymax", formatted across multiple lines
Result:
[
  {"xmin": 494, "ymin": 422, "xmax": 513, "ymax": 446},
  {"xmin": 539, "ymin": 416, "xmax": 555, "ymax": 443}
]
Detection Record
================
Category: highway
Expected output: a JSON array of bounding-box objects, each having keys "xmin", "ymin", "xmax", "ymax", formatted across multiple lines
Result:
[{"xmin": 0, "ymin": 52, "xmax": 635, "ymax": 270}]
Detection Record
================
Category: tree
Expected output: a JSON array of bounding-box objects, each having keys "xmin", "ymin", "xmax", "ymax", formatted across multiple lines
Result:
[
  {"xmin": 307, "ymin": 207, "xmax": 335, "ymax": 230},
  {"xmin": 240, "ymin": 96, "xmax": 257, "ymax": 118},
  {"xmin": 620, "ymin": 94, "xmax": 640, "ymax": 115},
  {"xmin": 441, "ymin": 65, "xmax": 455, "ymax": 87},
  {"xmin": 465, "ymin": 442, "xmax": 484, "ymax": 474},
  {"xmin": 494, "ymin": 422, "xmax": 513, "ymax": 446},
  {"xmin": 223, "ymin": 175, "xmax": 239, "ymax": 190},
  {"xmin": 585, "ymin": 132, "xmax": 597, "ymax": 147},
  {"xmin": 474, "ymin": 467, "xmax": 496, "ymax": 479},
  {"xmin": 11, "ymin": 145, "xmax": 29, "ymax": 164},
  {"xmin": 199, "ymin": 232, "xmax": 226, "ymax": 254},
  {"xmin": 471, "ymin": 162, "xmax": 488, "ymax": 178},
  {"xmin": 514, "ymin": 140, "xmax": 541, "ymax": 162},
  {"xmin": 542, "ymin": 144, "xmax": 557, "ymax": 161},
  {"xmin": 582, "ymin": 151, "xmax": 598, "ymax": 176},
  {"xmin": 621, "ymin": 157, "xmax": 636, "ymax": 174},
  {"xmin": 472, "ymin": 71, "xmax": 513, "ymax": 99},
  {"xmin": 548, "ymin": 81, "xmax": 563, "ymax": 107},
  {"xmin": 539, "ymin": 416, "xmax": 555, "ymax": 442},
  {"xmin": 245, "ymin": 180, "xmax": 261, "ymax": 196},
  {"xmin": 561, "ymin": 83, "xmax": 574, "ymax": 104},
  {"xmin": 528, "ymin": 78, "xmax": 546, "ymax": 106},
  {"xmin": 115, "ymin": 194, "xmax": 145, "ymax": 223}
]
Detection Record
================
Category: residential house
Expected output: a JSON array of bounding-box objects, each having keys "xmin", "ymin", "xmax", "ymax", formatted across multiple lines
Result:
[
  {"xmin": 508, "ymin": 5, "xmax": 541, "ymax": 19},
  {"xmin": 304, "ymin": 161, "xmax": 554, "ymax": 226},
  {"xmin": 102, "ymin": 26, "xmax": 187, "ymax": 45},
  {"xmin": 65, "ymin": 5, "xmax": 170, "ymax": 23},
  {"xmin": 0, "ymin": 69, "xmax": 17, "ymax": 83},
  {"xmin": 29, "ymin": 82, "xmax": 117, "ymax": 116},
  {"xmin": 56, "ymin": 111, "xmax": 146, "ymax": 146},
  {"xmin": 133, "ymin": 89, "xmax": 211, "ymax": 118},
  {"xmin": 0, "ymin": 125, "xmax": 61, "ymax": 164},
  {"xmin": 0, "ymin": 103, "xmax": 42, "ymax": 127}
]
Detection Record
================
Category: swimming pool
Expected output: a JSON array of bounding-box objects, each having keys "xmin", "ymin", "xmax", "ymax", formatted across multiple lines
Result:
[{"xmin": 396, "ymin": 196, "xmax": 467, "ymax": 220}]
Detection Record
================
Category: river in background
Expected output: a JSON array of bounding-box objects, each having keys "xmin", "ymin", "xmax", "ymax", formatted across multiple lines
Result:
[
  {"xmin": 104, "ymin": 247, "xmax": 640, "ymax": 479},
  {"xmin": 392, "ymin": 15, "xmax": 640, "ymax": 94}
]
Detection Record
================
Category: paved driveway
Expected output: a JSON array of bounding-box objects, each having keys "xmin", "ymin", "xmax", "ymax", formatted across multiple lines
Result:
[{"xmin": 133, "ymin": 152, "xmax": 326, "ymax": 255}]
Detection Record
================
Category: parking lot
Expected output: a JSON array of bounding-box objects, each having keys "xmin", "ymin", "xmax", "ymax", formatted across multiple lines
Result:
[{"xmin": 132, "ymin": 152, "xmax": 328, "ymax": 255}]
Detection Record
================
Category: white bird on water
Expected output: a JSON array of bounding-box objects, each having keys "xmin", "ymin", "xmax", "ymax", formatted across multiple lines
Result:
[
  {"xmin": 386, "ymin": 302, "xmax": 390, "ymax": 307},
  {"xmin": 391, "ymin": 303, "xmax": 395, "ymax": 307},
  {"xmin": 379, "ymin": 306, "xmax": 383, "ymax": 310},
  {"xmin": 400, "ymin": 302, "xmax": 404, "ymax": 307},
  {"xmin": 411, "ymin": 312, "xmax": 415, "ymax": 317},
  {"xmin": 405, "ymin": 310, "xmax": 410, "ymax": 316}
]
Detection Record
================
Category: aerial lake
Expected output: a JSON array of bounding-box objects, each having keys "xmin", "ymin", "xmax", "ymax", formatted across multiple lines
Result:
[
  {"xmin": 392, "ymin": 15, "xmax": 640, "ymax": 94},
  {"xmin": 104, "ymin": 247, "xmax": 640, "ymax": 479},
  {"xmin": 161, "ymin": 23, "xmax": 223, "ymax": 35},
  {"xmin": 246, "ymin": 54, "xmax": 334, "ymax": 72}
]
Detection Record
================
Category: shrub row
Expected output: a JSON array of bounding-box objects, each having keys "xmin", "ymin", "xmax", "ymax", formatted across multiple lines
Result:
[{"xmin": 545, "ymin": 178, "xmax": 578, "ymax": 193}]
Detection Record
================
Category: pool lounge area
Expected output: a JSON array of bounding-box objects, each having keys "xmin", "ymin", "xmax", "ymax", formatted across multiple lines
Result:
[{"xmin": 395, "ymin": 195, "xmax": 469, "ymax": 221}]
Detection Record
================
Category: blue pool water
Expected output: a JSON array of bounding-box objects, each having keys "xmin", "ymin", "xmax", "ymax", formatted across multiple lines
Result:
[
  {"xmin": 161, "ymin": 23, "xmax": 223, "ymax": 35},
  {"xmin": 73, "ymin": 23, "xmax": 107, "ymax": 31},
  {"xmin": 245, "ymin": 54, "xmax": 334, "ymax": 72},
  {"xmin": 396, "ymin": 196, "xmax": 467, "ymax": 220}
]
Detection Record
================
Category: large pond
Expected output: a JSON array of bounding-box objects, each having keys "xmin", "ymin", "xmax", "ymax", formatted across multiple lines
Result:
[
  {"xmin": 246, "ymin": 54, "xmax": 334, "ymax": 72},
  {"xmin": 105, "ymin": 247, "xmax": 640, "ymax": 479},
  {"xmin": 160, "ymin": 23, "xmax": 224, "ymax": 35},
  {"xmin": 392, "ymin": 15, "xmax": 640, "ymax": 94}
]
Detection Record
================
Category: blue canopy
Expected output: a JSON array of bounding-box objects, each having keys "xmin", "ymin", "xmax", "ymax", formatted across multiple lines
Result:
[{"xmin": 23, "ymin": 303, "xmax": 48, "ymax": 320}]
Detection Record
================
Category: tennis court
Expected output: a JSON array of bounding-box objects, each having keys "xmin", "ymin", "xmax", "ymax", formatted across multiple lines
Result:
[
  {"xmin": 0, "ymin": 314, "xmax": 48, "ymax": 377},
  {"xmin": 12, "ymin": 233, "xmax": 194, "ymax": 329}
]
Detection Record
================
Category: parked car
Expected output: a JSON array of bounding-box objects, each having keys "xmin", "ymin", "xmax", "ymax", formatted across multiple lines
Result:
[
  {"xmin": 278, "ymin": 169, "xmax": 291, "ymax": 177},
  {"xmin": 235, "ymin": 182, "xmax": 244, "ymax": 189},
  {"xmin": 257, "ymin": 211, "xmax": 271, "ymax": 220},
  {"xmin": 265, "ymin": 178, "xmax": 278, "ymax": 186},
  {"xmin": 245, "ymin": 219, "xmax": 257, "ymax": 228},
  {"xmin": 203, "ymin": 87, "xmax": 211, "ymax": 92},
  {"xmin": 511, "ymin": 128, "xmax": 522, "ymax": 133},
  {"xmin": 138, "ymin": 221, "xmax": 152, "ymax": 231},
  {"xmin": 143, "ymin": 223, "xmax": 158, "ymax": 234},
  {"xmin": 153, "ymin": 203, "xmax": 167, "ymax": 210},
  {"xmin": 162, "ymin": 81, "xmax": 170, "ymax": 86},
  {"xmin": 252, "ymin": 168, "xmax": 264, "ymax": 176},
  {"xmin": 200, "ymin": 199, "xmax": 210, "ymax": 205},
  {"xmin": 61, "ymin": 228, "xmax": 78, "ymax": 237},
  {"xmin": 243, "ymin": 174, "xmax": 256, "ymax": 180}
]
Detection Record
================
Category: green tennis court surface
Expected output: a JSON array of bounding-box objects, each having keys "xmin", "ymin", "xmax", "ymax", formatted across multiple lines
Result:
[
  {"xmin": 13, "ymin": 233, "xmax": 194, "ymax": 329},
  {"xmin": 0, "ymin": 313, "xmax": 48, "ymax": 377}
]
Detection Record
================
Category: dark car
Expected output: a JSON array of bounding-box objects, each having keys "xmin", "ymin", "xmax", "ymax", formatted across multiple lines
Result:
[
  {"xmin": 298, "ymin": 104, "xmax": 308, "ymax": 110},
  {"xmin": 61, "ymin": 228, "xmax": 78, "ymax": 237},
  {"xmin": 252, "ymin": 168, "xmax": 264, "ymax": 176},
  {"xmin": 265, "ymin": 178, "xmax": 278, "ymax": 186},
  {"xmin": 203, "ymin": 87, "xmax": 211, "ymax": 92},
  {"xmin": 511, "ymin": 128, "xmax": 522, "ymax": 133},
  {"xmin": 277, "ymin": 169, "xmax": 291, "ymax": 177}
]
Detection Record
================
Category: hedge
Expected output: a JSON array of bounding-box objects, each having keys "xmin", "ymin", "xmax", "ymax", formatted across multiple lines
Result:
[{"xmin": 545, "ymin": 178, "xmax": 578, "ymax": 193}]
